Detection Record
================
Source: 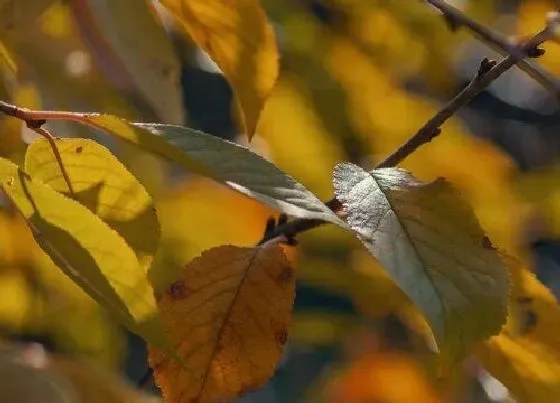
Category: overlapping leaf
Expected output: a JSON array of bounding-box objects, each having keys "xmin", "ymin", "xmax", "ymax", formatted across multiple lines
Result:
[
  {"xmin": 152, "ymin": 176, "xmax": 278, "ymax": 295},
  {"xmin": 67, "ymin": 0, "xmax": 184, "ymax": 124},
  {"xmin": 0, "ymin": 158, "xmax": 164, "ymax": 346},
  {"xmin": 66, "ymin": 114, "xmax": 344, "ymax": 226},
  {"xmin": 149, "ymin": 244, "xmax": 295, "ymax": 402},
  {"xmin": 333, "ymin": 163, "xmax": 509, "ymax": 362},
  {"xmin": 159, "ymin": 0, "xmax": 279, "ymax": 137},
  {"xmin": 25, "ymin": 138, "xmax": 160, "ymax": 275},
  {"xmin": 476, "ymin": 264, "xmax": 560, "ymax": 403}
]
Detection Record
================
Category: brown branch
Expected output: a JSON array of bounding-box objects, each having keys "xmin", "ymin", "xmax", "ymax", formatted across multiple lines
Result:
[
  {"xmin": 425, "ymin": 0, "xmax": 560, "ymax": 99},
  {"xmin": 0, "ymin": 102, "xmax": 76, "ymax": 196},
  {"xmin": 259, "ymin": 28, "xmax": 554, "ymax": 245},
  {"xmin": 31, "ymin": 126, "xmax": 76, "ymax": 196}
]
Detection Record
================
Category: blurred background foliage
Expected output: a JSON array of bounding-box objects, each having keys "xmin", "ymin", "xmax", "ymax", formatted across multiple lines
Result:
[{"xmin": 1, "ymin": 0, "xmax": 560, "ymax": 401}]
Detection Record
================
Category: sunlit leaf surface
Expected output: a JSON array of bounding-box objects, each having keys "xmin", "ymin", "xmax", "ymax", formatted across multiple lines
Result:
[{"xmin": 333, "ymin": 163, "xmax": 509, "ymax": 362}]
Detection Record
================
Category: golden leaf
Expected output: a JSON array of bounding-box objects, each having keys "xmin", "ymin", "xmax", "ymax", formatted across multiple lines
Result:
[
  {"xmin": 476, "ymin": 264, "xmax": 560, "ymax": 403},
  {"xmin": 148, "ymin": 244, "xmax": 295, "ymax": 402},
  {"xmin": 160, "ymin": 0, "xmax": 279, "ymax": 137},
  {"xmin": 0, "ymin": 162, "xmax": 164, "ymax": 346},
  {"xmin": 25, "ymin": 138, "xmax": 160, "ymax": 275},
  {"xmin": 256, "ymin": 76, "xmax": 345, "ymax": 198}
]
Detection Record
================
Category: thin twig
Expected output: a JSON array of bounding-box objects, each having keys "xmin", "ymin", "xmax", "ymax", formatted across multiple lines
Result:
[
  {"xmin": 0, "ymin": 101, "xmax": 76, "ymax": 196},
  {"xmin": 425, "ymin": 0, "xmax": 560, "ymax": 99},
  {"xmin": 259, "ymin": 28, "xmax": 553, "ymax": 245},
  {"xmin": 31, "ymin": 126, "xmax": 75, "ymax": 196}
]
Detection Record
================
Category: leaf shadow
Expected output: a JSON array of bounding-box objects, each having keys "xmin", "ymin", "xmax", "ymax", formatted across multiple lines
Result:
[{"xmin": 16, "ymin": 170, "xmax": 163, "ymax": 340}]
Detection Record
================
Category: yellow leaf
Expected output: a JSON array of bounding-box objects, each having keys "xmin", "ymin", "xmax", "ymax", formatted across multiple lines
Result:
[
  {"xmin": 333, "ymin": 164, "xmax": 510, "ymax": 364},
  {"xmin": 514, "ymin": 163, "xmax": 560, "ymax": 237},
  {"xmin": 148, "ymin": 244, "xmax": 295, "ymax": 402},
  {"xmin": 476, "ymin": 265, "xmax": 560, "ymax": 403},
  {"xmin": 0, "ymin": 207, "xmax": 123, "ymax": 366},
  {"xmin": 256, "ymin": 76, "xmax": 346, "ymax": 198},
  {"xmin": 0, "ymin": 165, "xmax": 165, "ymax": 346},
  {"xmin": 0, "ymin": 269, "xmax": 35, "ymax": 330},
  {"xmin": 66, "ymin": 115, "xmax": 344, "ymax": 226},
  {"xmin": 160, "ymin": 0, "xmax": 279, "ymax": 137},
  {"xmin": 25, "ymin": 138, "xmax": 160, "ymax": 276},
  {"xmin": 66, "ymin": 0, "xmax": 184, "ymax": 124}
]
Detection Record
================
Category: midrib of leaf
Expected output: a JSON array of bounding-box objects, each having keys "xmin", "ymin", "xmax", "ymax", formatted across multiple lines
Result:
[
  {"xmin": 195, "ymin": 247, "xmax": 260, "ymax": 399},
  {"xmin": 364, "ymin": 171, "xmax": 447, "ymax": 340}
]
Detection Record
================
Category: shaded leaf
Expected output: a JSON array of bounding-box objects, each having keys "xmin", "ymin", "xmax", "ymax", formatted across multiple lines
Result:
[
  {"xmin": 73, "ymin": 115, "xmax": 344, "ymax": 226},
  {"xmin": 160, "ymin": 0, "xmax": 279, "ymax": 137},
  {"xmin": 148, "ymin": 244, "xmax": 295, "ymax": 402},
  {"xmin": 476, "ymin": 264, "xmax": 560, "ymax": 403},
  {"xmin": 0, "ymin": 163, "xmax": 165, "ymax": 346},
  {"xmin": 67, "ymin": 0, "xmax": 184, "ymax": 124},
  {"xmin": 25, "ymin": 138, "xmax": 160, "ymax": 275},
  {"xmin": 333, "ymin": 163, "xmax": 509, "ymax": 362}
]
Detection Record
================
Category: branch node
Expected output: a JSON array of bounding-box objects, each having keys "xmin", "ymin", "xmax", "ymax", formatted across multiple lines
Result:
[
  {"xmin": 526, "ymin": 46, "xmax": 546, "ymax": 58},
  {"xmin": 477, "ymin": 58, "xmax": 497, "ymax": 77},
  {"xmin": 443, "ymin": 13, "xmax": 461, "ymax": 32},
  {"xmin": 25, "ymin": 119, "xmax": 47, "ymax": 129}
]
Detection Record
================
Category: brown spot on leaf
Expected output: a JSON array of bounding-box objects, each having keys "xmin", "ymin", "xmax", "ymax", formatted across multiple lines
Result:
[
  {"xmin": 75, "ymin": 146, "xmax": 83, "ymax": 154},
  {"xmin": 277, "ymin": 265, "xmax": 294, "ymax": 283},
  {"xmin": 275, "ymin": 328, "xmax": 288, "ymax": 346},
  {"xmin": 167, "ymin": 281, "xmax": 187, "ymax": 300},
  {"xmin": 481, "ymin": 236, "xmax": 496, "ymax": 250},
  {"xmin": 517, "ymin": 296, "xmax": 534, "ymax": 304}
]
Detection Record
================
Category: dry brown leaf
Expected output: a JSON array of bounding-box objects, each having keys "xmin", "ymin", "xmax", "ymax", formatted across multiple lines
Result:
[{"xmin": 148, "ymin": 244, "xmax": 295, "ymax": 402}]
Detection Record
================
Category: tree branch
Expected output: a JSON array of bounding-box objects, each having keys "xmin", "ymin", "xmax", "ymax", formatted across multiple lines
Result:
[
  {"xmin": 259, "ymin": 27, "xmax": 554, "ymax": 245},
  {"xmin": 0, "ymin": 102, "xmax": 75, "ymax": 196},
  {"xmin": 425, "ymin": 0, "xmax": 560, "ymax": 99}
]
